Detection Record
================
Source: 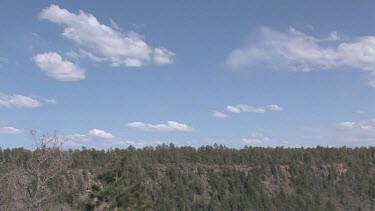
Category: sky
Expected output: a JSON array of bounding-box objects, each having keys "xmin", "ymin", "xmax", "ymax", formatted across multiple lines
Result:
[{"xmin": 1, "ymin": 0, "xmax": 375, "ymax": 149}]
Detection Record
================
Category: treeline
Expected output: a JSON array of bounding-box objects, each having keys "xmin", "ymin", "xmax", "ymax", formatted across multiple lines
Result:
[
  {"xmin": 1, "ymin": 140, "xmax": 375, "ymax": 210},
  {"xmin": 71, "ymin": 144, "xmax": 375, "ymax": 167}
]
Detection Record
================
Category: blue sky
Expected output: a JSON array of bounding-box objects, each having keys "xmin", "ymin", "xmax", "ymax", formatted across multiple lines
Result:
[{"xmin": 1, "ymin": 0, "xmax": 375, "ymax": 149}]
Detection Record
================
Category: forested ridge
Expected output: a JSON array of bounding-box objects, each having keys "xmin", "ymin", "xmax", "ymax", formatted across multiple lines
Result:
[{"xmin": 1, "ymin": 140, "xmax": 375, "ymax": 210}]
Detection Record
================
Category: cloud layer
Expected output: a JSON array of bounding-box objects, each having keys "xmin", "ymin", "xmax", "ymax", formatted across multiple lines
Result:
[
  {"xmin": 226, "ymin": 27, "xmax": 375, "ymax": 87},
  {"xmin": 127, "ymin": 121, "xmax": 194, "ymax": 132},
  {"xmin": 0, "ymin": 92, "xmax": 55, "ymax": 109},
  {"xmin": 39, "ymin": 4, "xmax": 174, "ymax": 67}
]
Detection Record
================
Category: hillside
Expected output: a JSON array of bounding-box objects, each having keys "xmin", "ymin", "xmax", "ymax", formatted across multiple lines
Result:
[{"xmin": 1, "ymin": 144, "xmax": 375, "ymax": 210}]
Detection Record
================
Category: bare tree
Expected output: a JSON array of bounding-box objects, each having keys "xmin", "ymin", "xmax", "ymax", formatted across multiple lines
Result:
[{"xmin": 0, "ymin": 131, "xmax": 71, "ymax": 210}]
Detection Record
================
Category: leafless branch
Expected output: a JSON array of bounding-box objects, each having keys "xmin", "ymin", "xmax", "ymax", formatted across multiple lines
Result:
[{"xmin": 0, "ymin": 131, "xmax": 71, "ymax": 210}]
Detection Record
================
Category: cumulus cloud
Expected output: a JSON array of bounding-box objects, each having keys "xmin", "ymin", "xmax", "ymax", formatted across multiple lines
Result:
[
  {"xmin": 33, "ymin": 52, "xmax": 85, "ymax": 81},
  {"xmin": 39, "ymin": 4, "xmax": 174, "ymax": 67},
  {"xmin": 226, "ymin": 26, "xmax": 375, "ymax": 87},
  {"xmin": 88, "ymin": 129, "xmax": 114, "ymax": 139},
  {"xmin": 242, "ymin": 132, "xmax": 271, "ymax": 145},
  {"xmin": 0, "ymin": 92, "xmax": 55, "ymax": 109},
  {"xmin": 0, "ymin": 126, "xmax": 25, "ymax": 135},
  {"xmin": 211, "ymin": 110, "xmax": 230, "ymax": 119},
  {"xmin": 127, "ymin": 121, "xmax": 194, "ymax": 132}
]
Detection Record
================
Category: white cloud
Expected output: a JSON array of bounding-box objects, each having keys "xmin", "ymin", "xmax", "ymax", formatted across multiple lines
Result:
[
  {"xmin": 0, "ymin": 93, "xmax": 39, "ymax": 108},
  {"xmin": 242, "ymin": 132, "xmax": 271, "ymax": 145},
  {"xmin": 152, "ymin": 47, "xmax": 175, "ymax": 65},
  {"xmin": 226, "ymin": 105, "xmax": 242, "ymax": 113},
  {"xmin": 0, "ymin": 126, "xmax": 25, "ymax": 135},
  {"xmin": 67, "ymin": 129, "xmax": 144, "ymax": 148},
  {"xmin": 266, "ymin": 104, "xmax": 283, "ymax": 111},
  {"xmin": 69, "ymin": 134, "xmax": 86, "ymax": 139},
  {"xmin": 226, "ymin": 104, "xmax": 283, "ymax": 114},
  {"xmin": 212, "ymin": 104, "xmax": 282, "ymax": 119},
  {"xmin": 302, "ymin": 119, "xmax": 375, "ymax": 146},
  {"xmin": 338, "ymin": 121, "xmax": 356, "ymax": 130},
  {"xmin": 0, "ymin": 92, "xmax": 56, "ymax": 109},
  {"xmin": 355, "ymin": 110, "xmax": 366, "ymax": 115},
  {"xmin": 33, "ymin": 52, "xmax": 85, "ymax": 81},
  {"xmin": 127, "ymin": 121, "xmax": 194, "ymax": 132},
  {"xmin": 88, "ymin": 129, "xmax": 114, "ymax": 139},
  {"xmin": 0, "ymin": 94, "xmax": 41, "ymax": 109},
  {"xmin": 66, "ymin": 49, "xmax": 106, "ymax": 62},
  {"xmin": 332, "ymin": 119, "xmax": 375, "ymax": 145},
  {"xmin": 338, "ymin": 119, "xmax": 375, "ymax": 131},
  {"xmin": 211, "ymin": 110, "xmax": 229, "ymax": 119},
  {"xmin": 109, "ymin": 18, "xmax": 120, "ymax": 30},
  {"xmin": 39, "ymin": 4, "xmax": 174, "ymax": 67},
  {"xmin": 226, "ymin": 26, "xmax": 375, "ymax": 87},
  {"xmin": 328, "ymin": 31, "xmax": 341, "ymax": 41},
  {"xmin": 43, "ymin": 98, "xmax": 57, "ymax": 104}
]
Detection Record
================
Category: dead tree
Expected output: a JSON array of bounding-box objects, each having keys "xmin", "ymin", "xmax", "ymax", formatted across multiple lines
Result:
[{"xmin": 0, "ymin": 131, "xmax": 71, "ymax": 210}]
